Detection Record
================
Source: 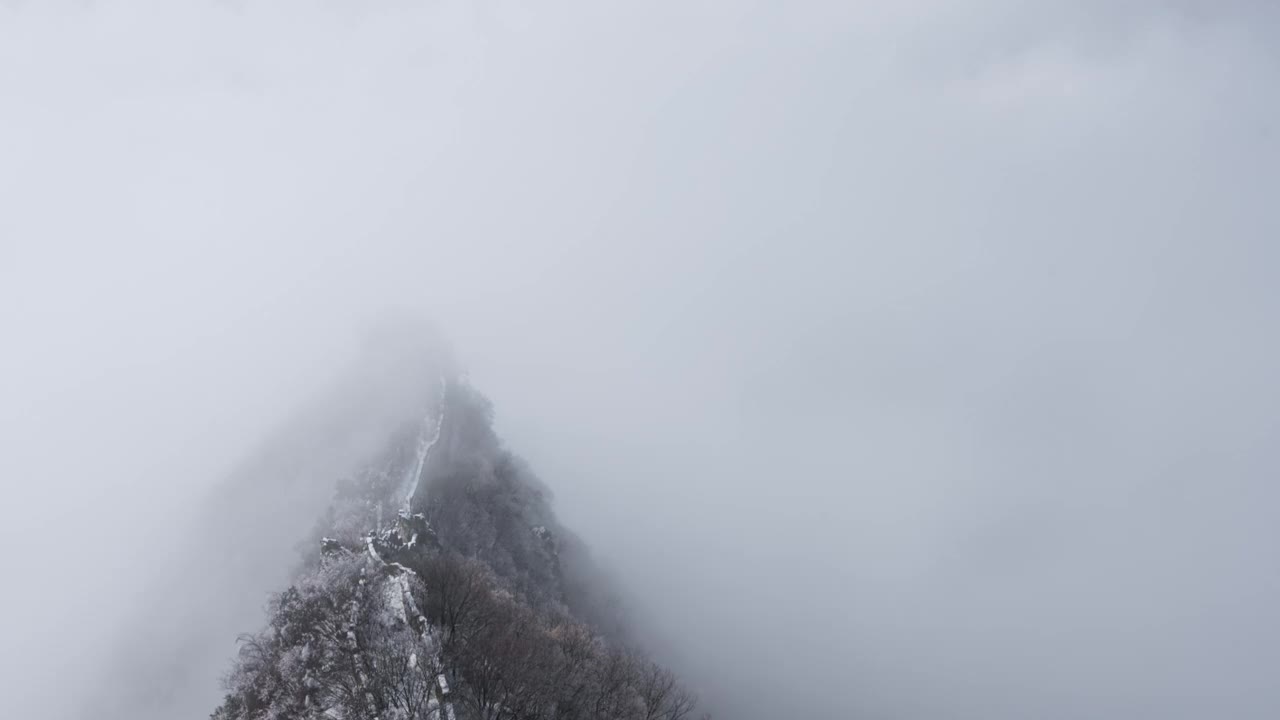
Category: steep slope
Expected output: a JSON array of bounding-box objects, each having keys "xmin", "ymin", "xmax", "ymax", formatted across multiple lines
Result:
[{"xmin": 210, "ymin": 375, "xmax": 704, "ymax": 720}]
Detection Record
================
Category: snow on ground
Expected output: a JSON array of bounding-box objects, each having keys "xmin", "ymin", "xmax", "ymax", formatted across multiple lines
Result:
[
  {"xmin": 400, "ymin": 377, "xmax": 447, "ymax": 512},
  {"xmin": 345, "ymin": 378, "xmax": 454, "ymax": 717},
  {"xmin": 365, "ymin": 536, "xmax": 384, "ymax": 564},
  {"xmin": 383, "ymin": 576, "xmax": 408, "ymax": 626}
]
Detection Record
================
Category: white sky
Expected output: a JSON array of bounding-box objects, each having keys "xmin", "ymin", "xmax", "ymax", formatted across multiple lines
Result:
[{"xmin": 2, "ymin": 2, "xmax": 1279, "ymax": 718}]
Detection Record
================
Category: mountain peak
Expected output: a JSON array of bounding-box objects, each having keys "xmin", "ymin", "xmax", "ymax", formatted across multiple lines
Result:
[{"xmin": 210, "ymin": 375, "xmax": 705, "ymax": 720}]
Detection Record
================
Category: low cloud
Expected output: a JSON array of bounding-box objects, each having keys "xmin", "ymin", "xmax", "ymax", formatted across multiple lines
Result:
[{"xmin": 2, "ymin": 2, "xmax": 1277, "ymax": 718}]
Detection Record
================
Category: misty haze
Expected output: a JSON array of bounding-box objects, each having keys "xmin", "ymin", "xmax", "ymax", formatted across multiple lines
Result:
[{"xmin": 3, "ymin": 2, "xmax": 1279, "ymax": 719}]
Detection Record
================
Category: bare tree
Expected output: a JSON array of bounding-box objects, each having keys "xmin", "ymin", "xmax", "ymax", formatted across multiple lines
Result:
[
  {"xmin": 411, "ymin": 551, "xmax": 499, "ymax": 646},
  {"xmin": 454, "ymin": 593, "xmax": 552, "ymax": 720},
  {"xmin": 637, "ymin": 662, "xmax": 698, "ymax": 720},
  {"xmin": 587, "ymin": 646, "xmax": 639, "ymax": 720},
  {"xmin": 545, "ymin": 622, "xmax": 598, "ymax": 720},
  {"xmin": 366, "ymin": 628, "xmax": 440, "ymax": 720}
]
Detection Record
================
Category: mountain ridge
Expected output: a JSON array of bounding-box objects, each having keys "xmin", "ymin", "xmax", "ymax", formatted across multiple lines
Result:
[{"xmin": 210, "ymin": 373, "xmax": 705, "ymax": 720}]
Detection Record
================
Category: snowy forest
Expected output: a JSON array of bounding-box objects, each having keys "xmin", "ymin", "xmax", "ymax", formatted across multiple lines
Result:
[{"xmin": 210, "ymin": 378, "xmax": 704, "ymax": 720}]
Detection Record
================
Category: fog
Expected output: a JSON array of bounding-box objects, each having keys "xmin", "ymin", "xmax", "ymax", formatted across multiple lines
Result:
[{"xmin": 3, "ymin": 1, "xmax": 1278, "ymax": 718}]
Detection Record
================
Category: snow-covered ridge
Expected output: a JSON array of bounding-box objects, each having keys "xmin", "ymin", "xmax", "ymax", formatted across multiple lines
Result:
[{"xmin": 212, "ymin": 374, "xmax": 701, "ymax": 720}]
